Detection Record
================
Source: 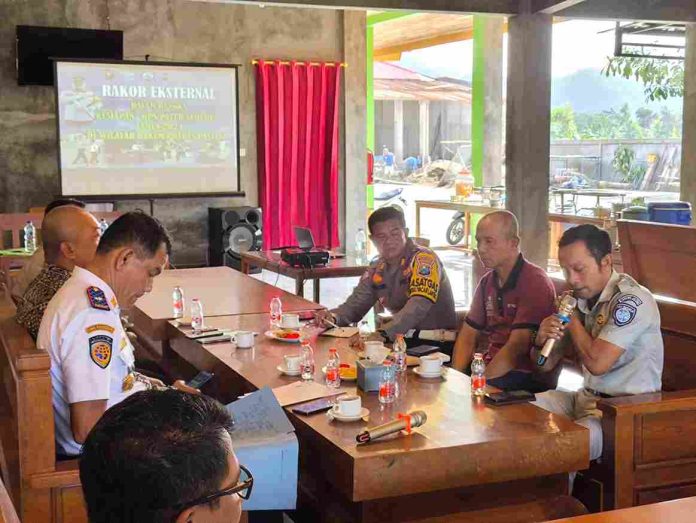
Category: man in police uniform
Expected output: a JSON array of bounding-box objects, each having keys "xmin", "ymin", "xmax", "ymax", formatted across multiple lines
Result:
[
  {"xmin": 316, "ymin": 207, "xmax": 457, "ymax": 352},
  {"xmin": 38, "ymin": 211, "xmax": 194, "ymax": 457},
  {"xmin": 533, "ymin": 224, "xmax": 663, "ymax": 462}
]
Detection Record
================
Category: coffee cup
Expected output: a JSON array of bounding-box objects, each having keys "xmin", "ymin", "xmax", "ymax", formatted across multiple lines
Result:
[
  {"xmin": 284, "ymin": 354, "xmax": 302, "ymax": 371},
  {"xmin": 280, "ymin": 313, "xmax": 301, "ymax": 329},
  {"xmin": 332, "ymin": 395, "xmax": 362, "ymax": 417},
  {"xmin": 234, "ymin": 331, "xmax": 255, "ymax": 349},
  {"xmin": 364, "ymin": 341, "xmax": 386, "ymax": 360},
  {"xmin": 419, "ymin": 354, "xmax": 443, "ymax": 375}
]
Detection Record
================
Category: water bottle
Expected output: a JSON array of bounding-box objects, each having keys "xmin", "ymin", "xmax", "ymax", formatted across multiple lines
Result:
[
  {"xmin": 172, "ymin": 286, "xmax": 185, "ymax": 318},
  {"xmin": 98, "ymin": 218, "xmax": 109, "ymax": 236},
  {"xmin": 355, "ymin": 228, "xmax": 367, "ymax": 262},
  {"xmin": 358, "ymin": 320, "xmax": 371, "ymax": 344},
  {"xmin": 471, "ymin": 353, "xmax": 487, "ymax": 396},
  {"xmin": 325, "ymin": 348, "xmax": 341, "ymax": 389},
  {"xmin": 300, "ymin": 339, "xmax": 315, "ymax": 381},
  {"xmin": 393, "ymin": 334, "xmax": 407, "ymax": 373},
  {"xmin": 190, "ymin": 298, "xmax": 204, "ymax": 333},
  {"xmin": 379, "ymin": 360, "xmax": 397, "ymax": 404},
  {"xmin": 270, "ymin": 297, "xmax": 282, "ymax": 329},
  {"xmin": 23, "ymin": 221, "xmax": 36, "ymax": 252}
]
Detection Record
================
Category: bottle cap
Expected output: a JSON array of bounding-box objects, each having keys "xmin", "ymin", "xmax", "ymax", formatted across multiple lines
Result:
[{"xmin": 473, "ymin": 352, "xmax": 483, "ymax": 359}]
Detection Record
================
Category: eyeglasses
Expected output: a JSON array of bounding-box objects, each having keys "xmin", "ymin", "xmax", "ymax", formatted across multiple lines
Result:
[{"xmin": 173, "ymin": 464, "xmax": 253, "ymax": 513}]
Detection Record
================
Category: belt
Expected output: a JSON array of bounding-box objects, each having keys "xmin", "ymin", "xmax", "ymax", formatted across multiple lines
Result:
[
  {"xmin": 584, "ymin": 387, "xmax": 612, "ymax": 399},
  {"xmin": 405, "ymin": 329, "xmax": 457, "ymax": 342}
]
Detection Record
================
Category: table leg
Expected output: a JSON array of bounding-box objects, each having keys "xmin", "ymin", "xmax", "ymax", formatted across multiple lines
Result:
[
  {"xmin": 295, "ymin": 277, "xmax": 305, "ymax": 298},
  {"xmin": 313, "ymin": 279, "xmax": 320, "ymax": 303},
  {"xmin": 415, "ymin": 202, "xmax": 421, "ymax": 238}
]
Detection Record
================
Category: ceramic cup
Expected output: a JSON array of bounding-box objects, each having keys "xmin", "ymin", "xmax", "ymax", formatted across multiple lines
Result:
[
  {"xmin": 280, "ymin": 313, "xmax": 301, "ymax": 329},
  {"xmin": 333, "ymin": 394, "xmax": 362, "ymax": 417},
  {"xmin": 419, "ymin": 354, "xmax": 443, "ymax": 375},
  {"xmin": 234, "ymin": 331, "xmax": 255, "ymax": 349},
  {"xmin": 284, "ymin": 354, "xmax": 302, "ymax": 371}
]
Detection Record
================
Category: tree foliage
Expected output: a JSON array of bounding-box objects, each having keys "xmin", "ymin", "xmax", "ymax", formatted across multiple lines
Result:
[{"xmin": 603, "ymin": 56, "xmax": 684, "ymax": 102}]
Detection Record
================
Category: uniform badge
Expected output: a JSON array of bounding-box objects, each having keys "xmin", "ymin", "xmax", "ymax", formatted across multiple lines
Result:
[
  {"xmin": 87, "ymin": 286, "xmax": 110, "ymax": 311},
  {"xmin": 596, "ymin": 314, "xmax": 606, "ymax": 326},
  {"xmin": 89, "ymin": 335, "xmax": 113, "ymax": 369},
  {"xmin": 85, "ymin": 323, "xmax": 115, "ymax": 334},
  {"xmin": 408, "ymin": 252, "xmax": 440, "ymax": 304},
  {"xmin": 122, "ymin": 372, "xmax": 135, "ymax": 392},
  {"xmin": 612, "ymin": 294, "xmax": 642, "ymax": 327}
]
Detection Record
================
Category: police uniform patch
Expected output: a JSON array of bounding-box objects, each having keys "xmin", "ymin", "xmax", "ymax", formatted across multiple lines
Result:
[
  {"xmin": 408, "ymin": 252, "xmax": 440, "ymax": 303},
  {"xmin": 89, "ymin": 335, "xmax": 113, "ymax": 369},
  {"xmin": 87, "ymin": 286, "xmax": 110, "ymax": 311},
  {"xmin": 596, "ymin": 314, "xmax": 606, "ymax": 326},
  {"xmin": 613, "ymin": 303, "xmax": 637, "ymax": 327},
  {"xmin": 85, "ymin": 323, "xmax": 115, "ymax": 334}
]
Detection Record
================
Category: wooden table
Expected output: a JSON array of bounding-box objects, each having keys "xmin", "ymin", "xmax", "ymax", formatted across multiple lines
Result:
[
  {"xmin": 167, "ymin": 312, "xmax": 590, "ymax": 523},
  {"xmin": 546, "ymin": 496, "xmax": 696, "ymax": 522},
  {"xmin": 240, "ymin": 251, "xmax": 368, "ymax": 303}
]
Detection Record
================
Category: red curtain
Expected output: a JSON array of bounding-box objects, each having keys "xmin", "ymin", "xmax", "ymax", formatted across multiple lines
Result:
[{"xmin": 255, "ymin": 60, "xmax": 342, "ymax": 250}]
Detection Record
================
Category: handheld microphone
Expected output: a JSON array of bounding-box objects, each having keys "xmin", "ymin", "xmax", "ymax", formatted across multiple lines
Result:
[
  {"xmin": 537, "ymin": 294, "xmax": 577, "ymax": 367},
  {"xmin": 356, "ymin": 410, "xmax": 427, "ymax": 444}
]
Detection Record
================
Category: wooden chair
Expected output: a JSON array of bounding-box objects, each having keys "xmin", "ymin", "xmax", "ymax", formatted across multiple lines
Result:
[
  {"xmin": 0, "ymin": 292, "xmax": 86, "ymax": 523},
  {"xmin": 0, "ymin": 476, "xmax": 20, "ymax": 523}
]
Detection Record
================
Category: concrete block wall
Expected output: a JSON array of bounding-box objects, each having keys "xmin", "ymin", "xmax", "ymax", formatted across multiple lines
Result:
[{"xmin": 0, "ymin": 0, "xmax": 362, "ymax": 266}]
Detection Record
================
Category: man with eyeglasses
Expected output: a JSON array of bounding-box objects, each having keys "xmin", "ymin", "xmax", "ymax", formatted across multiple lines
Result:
[
  {"xmin": 80, "ymin": 389, "xmax": 252, "ymax": 523},
  {"xmin": 316, "ymin": 206, "xmax": 458, "ymax": 355}
]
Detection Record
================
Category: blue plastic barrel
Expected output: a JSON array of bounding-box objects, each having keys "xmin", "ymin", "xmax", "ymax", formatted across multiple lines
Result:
[{"xmin": 647, "ymin": 202, "xmax": 692, "ymax": 226}]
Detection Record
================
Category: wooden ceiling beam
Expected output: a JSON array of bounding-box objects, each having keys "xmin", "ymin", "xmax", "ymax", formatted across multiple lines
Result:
[
  {"xmin": 374, "ymin": 28, "xmax": 476, "ymax": 60},
  {"xmin": 208, "ymin": 0, "xmax": 518, "ymax": 15}
]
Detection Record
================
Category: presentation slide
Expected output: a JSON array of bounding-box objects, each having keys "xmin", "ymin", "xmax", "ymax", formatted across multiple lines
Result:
[{"xmin": 55, "ymin": 60, "xmax": 239, "ymax": 197}]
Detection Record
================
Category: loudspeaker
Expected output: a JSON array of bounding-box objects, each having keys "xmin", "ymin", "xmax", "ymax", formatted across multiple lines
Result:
[{"xmin": 208, "ymin": 207, "xmax": 263, "ymax": 271}]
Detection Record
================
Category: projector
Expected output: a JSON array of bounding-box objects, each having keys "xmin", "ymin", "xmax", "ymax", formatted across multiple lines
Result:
[{"xmin": 281, "ymin": 248, "xmax": 330, "ymax": 268}]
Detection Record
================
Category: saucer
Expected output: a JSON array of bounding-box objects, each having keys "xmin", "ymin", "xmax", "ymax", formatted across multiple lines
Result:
[
  {"xmin": 276, "ymin": 364, "xmax": 301, "ymax": 376},
  {"xmin": 413, "ymin": 367, "xmax": 445, "ymax": 379},
  {"xmin": 327, "ymin": 407, "xmax": 370, "ymax": 422}
]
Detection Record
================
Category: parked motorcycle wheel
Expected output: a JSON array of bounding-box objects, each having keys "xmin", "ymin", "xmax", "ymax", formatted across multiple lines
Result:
[{"xmin": 446, "ymin": 219, "xmax": 466, "ymax": 245}]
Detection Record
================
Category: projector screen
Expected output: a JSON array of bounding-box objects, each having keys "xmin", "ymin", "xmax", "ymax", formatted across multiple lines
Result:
[{"xmin": 55, "ymin": 60, "xmax": 240, "ymax": 198}]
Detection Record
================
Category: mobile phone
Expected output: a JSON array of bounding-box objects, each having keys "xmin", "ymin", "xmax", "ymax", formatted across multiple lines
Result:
[
  {"xmin": 291, "ymin": 396, "xmax": 336, "ymax": 416},
  {"xmin": 186, "ymin": 371, "xmax": 214, "ymax": 389},
  {"xmin": 200, "ymin": 335, "xmax": 232, "ymax": 344},
  {"xmin": 297, "ymin": 310, "xmax": 316, "ymax": 321},
  {"xmin": 484, "ymin": 390, "xmax": 535, "ymax": 406},
  {"xmin": 186, "ymin": 330, "xmax": 222, "ymax": 340},
  {"xmin": 406, "ymin": 344, "xmax": 440, "ymax": 357}
]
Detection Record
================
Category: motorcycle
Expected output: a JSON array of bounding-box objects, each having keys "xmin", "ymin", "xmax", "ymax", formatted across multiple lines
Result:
[
  {"xmin": 375, "ymin": 187, "xmax": 407, "ymax": 212},
  {"xmin": 446, "ymin": 211, "xmax": 466, "ymax": 245}
]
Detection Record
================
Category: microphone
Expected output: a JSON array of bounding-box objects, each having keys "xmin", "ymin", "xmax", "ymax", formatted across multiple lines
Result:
[
  {"xmin": 356, "ymin": 410, "xmax": 427, "ymax": 444},
  {"xmin": 537, "ymin": 293, "xmax": 577, "ymax": 367}
]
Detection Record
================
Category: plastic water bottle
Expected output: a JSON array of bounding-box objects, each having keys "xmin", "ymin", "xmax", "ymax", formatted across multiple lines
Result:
[
  {"xmin": 355, "ymin": 228, "xmax": 367, "ymax": 262},
  {"xmin": 471, "ymin": 353, "xmax": 487, "ymax": 396},
  {"xmin": 358, "ymin": 320, "xmax": 371, "ymax": 343},
  {"xmin": 379, "ymin": 360, "xmax": 397, "ymax": 404},
  {"xmin": 393, "ymin": 334, "xmax": 407, "ymax": 373},
  {"xmin": 172, "ymin": 286, "xmax": 185, "ymax": 318},
  {"xmin": 300, "ymin": 339, "xmax": 315, "ymax": 381},
  {"xmin": 98, "ymin": 218, "xmax": 109, "ymax": 236},
  {"xmin": 325, "ymin": 348, "xmax": 341, "ymax": 389},
  {"xmin": 190, "ymin": 298, "xmax": 204, "ymax": 333},
  {"xmin": 23, "ymin": 221, "xmax": 36, "ymax": 252},
  {"xmin": 270, "ymin": 297, "xmax": 282, "ymax": 329}
]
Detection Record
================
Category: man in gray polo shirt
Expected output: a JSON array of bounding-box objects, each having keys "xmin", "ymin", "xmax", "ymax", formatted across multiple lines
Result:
[{"xmin": 532, "ymin": 224, "xmax": 663, "ymax": 462}]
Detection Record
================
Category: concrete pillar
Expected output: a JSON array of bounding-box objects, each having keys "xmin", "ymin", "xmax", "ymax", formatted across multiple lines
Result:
[
  {"xmin": 343, "ymin": 10, "xmax": 368, "ymax": 254},
  {"xmin": 419, "ymin": 100, "xmax": 430, "ymax": 163},
  {"xmin": 681, "ymin": 24, "xmax": 696, "ymax": 208},
  {"xmin": 472, "ymin": 15, "xmax": 504, "ymax": 188},
  {"xmin": 393, "ymin": 99, "xmax": 404, "ymax": 162},
  {"xmin": 505, "ymin": 11, "xmax": 553, "ymax": 268}
]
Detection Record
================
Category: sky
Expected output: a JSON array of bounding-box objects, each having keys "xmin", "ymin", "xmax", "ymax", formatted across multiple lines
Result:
[{"xmin": 398, "ymin": 20, "xmax": 619, "ymax": 81}]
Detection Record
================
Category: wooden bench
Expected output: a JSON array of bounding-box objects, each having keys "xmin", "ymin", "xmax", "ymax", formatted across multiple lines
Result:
[
  {"xmin": 543, "ymin": 495, "xmax": 696, "ymax": 522},
  {"xmin": 0, "ymin": 289, "xmax": 86, "ymax": 522},
  {"xmin": 0, "ymin": 476, "xmax": 19, "ymax": 523}
]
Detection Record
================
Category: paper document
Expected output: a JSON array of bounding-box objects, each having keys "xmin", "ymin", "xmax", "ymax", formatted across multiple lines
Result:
[
  {"xmin": 321, "ymin": 326, "xmax": 359, "ymax": 338},
  {"xmin": 272, "ymin": 380, "xmax": 345, "ymax": 407},
  {"xmin": 226, "ymin": 387, "xmax": 298, "ymax": 510}
]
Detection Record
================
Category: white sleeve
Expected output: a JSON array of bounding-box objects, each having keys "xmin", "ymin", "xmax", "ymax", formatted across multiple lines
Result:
[
  {"xmin": 597, "ymin": 293, "xmax": 655, "ymax": 353},
  {"xmin": 61, "ymin": 310, "xmax": 120, "ymax": 404}
]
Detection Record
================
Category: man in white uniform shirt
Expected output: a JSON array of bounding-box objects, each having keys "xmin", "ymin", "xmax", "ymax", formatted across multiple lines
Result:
[{"xmin": 38, "ymin": 211, "xmax": 193, "ymax": 457}]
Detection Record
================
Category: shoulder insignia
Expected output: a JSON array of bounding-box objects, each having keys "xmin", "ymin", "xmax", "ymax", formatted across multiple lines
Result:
[
  {"xmin": 408, "ymin": 252, "xmax": 441, "ymax": 303},
  {"xmin": 85, "ymin": 323, "xmax": 116, "ymax": 334},
  {"xmin": 617, "ymin": 294, "xmax": 643, "ymax": 307},
  {"xmin": 89, "ymin": 335, "xmax": 113, "ymax": 369},
  {"xmin": 87, "ymin": 286, "xmax": 110, "ymax": 311},
  {"xmin": 613, "ymin": 303, "xmax": 637, "ymax": 327}
]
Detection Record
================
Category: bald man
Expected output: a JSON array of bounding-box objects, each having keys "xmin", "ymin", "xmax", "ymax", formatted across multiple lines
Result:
[
  {"xmin": 452, "ymin": 211, "xmax": 559, "ymax": 392},
  {"xmin": 16, "ymin": 206, "xmax": 100, "ymax": 339}
]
